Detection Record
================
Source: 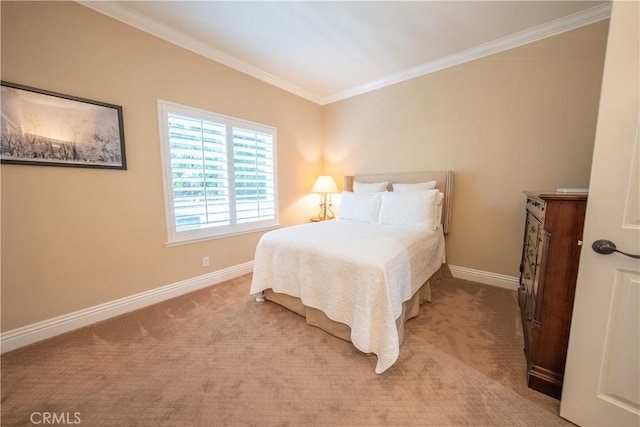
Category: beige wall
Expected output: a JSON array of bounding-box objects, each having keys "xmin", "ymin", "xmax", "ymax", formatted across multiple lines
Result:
[
  {"xmin": 323, "ymin": 20, "xmax": 609, "ymax": 277},
  {"xmin": 1, "ymin": 1, "xmax": 609, "ymax": 332},
  {"xmin": 0, "ymin": 1, "xmax": 323, "ymax": 331}
]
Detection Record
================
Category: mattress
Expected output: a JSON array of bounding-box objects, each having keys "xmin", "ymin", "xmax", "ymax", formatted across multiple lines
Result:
[{"xmin": 250, "ymin": 219, "xmax": 446, "ymax": 373}]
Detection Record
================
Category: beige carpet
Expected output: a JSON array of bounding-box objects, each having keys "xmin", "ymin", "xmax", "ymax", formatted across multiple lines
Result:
[{"xmin": 1, "ymin": 274, "xmax": 573, "ymax": 426}]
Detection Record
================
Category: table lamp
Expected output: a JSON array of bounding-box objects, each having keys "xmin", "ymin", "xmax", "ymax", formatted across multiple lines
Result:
[{"xmin": 311, "ymin": 175, "xmax": 338, "ymax": 220}]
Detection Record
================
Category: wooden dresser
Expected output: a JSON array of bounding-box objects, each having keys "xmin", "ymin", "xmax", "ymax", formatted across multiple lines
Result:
[{"xmin": 518, "ymin": 191, "xmax": 587, "ymax": 399}]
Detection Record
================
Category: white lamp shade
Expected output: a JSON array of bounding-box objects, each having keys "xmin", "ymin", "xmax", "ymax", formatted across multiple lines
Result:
[{"xmin": 311, "ymin": 175, "xmax": 338, "ymax": 193}]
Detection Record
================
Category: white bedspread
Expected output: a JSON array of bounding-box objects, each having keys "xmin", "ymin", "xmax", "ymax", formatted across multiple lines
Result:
[{"xmin": 250, "ymin": 219, "xmax": 446, "ymax": 373}]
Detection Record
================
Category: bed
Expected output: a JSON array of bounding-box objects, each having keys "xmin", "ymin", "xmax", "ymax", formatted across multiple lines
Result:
[{"xmin": 250, "ymin": 171, "xmax": 453, "ymax": 373}]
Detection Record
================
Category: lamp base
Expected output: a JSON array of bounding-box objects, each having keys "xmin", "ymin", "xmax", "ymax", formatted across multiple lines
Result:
[{"xmin": 315, "ymin": 194, "xmax": 335, "ymax": 222}]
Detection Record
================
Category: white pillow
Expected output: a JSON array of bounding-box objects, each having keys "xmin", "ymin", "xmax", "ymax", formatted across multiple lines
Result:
[
  {"xmin": 338, "ymin": 191, "xmax": 382, "ymax": 223},
  {"xmin": 392, "ymin": 181, "xmax": 437, "ymax": 192},
  {"xmin": 435, "ymin": 191, "xmax": 445, "ymax": 227},
  {"xmin": 378, "ymin": 190, "xmax": 440, "ymax": 229},
  {"xmin": 353, "ymin": 181, "xmax": 388, "ymax": 193}
]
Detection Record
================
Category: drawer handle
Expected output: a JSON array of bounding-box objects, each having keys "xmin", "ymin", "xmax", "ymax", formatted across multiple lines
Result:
[{"xmin": 592, "ymin": 239, "xmax": 640, "ymax": 259}]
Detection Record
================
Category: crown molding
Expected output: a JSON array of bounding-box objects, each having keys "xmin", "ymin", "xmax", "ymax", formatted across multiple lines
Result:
[
  {"xmin": 76, "ymin": 1, "xmax": 322, "ymax": 104},
  {"xmin": 77, "ymin": 1, "xmax": 610, "ymax": 106},
  {"xmin": 320, "ymin": 2, "xmax": 612, "ymax": 105}
]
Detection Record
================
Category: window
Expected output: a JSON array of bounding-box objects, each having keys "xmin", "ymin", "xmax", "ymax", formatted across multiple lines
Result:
[{"xmin": 158, "ymin": 100, "xmax": 278, "ymax": 244}]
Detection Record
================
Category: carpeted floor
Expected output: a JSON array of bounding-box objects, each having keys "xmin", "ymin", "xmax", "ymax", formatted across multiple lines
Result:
[{"xmin": 1, "ymin": 274, "xmax": 573, "ymax": 426}]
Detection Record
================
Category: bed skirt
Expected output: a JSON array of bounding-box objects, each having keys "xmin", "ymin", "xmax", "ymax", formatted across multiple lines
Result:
[{"xmin": 262, "ymin": 263, "xmax": 451, "ymax": 346}]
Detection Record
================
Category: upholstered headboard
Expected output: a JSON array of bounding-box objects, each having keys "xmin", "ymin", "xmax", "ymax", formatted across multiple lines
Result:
[{"xmin": 344, "ymin": 171, "xmax": 453, "ymax": 234}]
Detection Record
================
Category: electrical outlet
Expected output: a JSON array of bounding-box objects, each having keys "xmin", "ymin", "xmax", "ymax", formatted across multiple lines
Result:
[{"xmin": 202, "ymin": 256, "xmax": 210, "ymax": 267}]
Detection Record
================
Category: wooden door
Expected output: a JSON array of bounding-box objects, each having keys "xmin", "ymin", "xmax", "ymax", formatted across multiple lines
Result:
[{"xmin": 559, "ymin": 1, "xmax": 640, "ymax": 425}]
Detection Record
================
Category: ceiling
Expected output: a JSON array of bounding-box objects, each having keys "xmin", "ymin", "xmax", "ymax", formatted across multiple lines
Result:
[{"xmin": 80, "ymin": 1, "xmax": 610, "ymax": 105}]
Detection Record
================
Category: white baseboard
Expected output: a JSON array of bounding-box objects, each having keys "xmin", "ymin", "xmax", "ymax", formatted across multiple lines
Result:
[
  {"xmin": 0, "ymin": 261, "xmax": 254, "ymax": 354},
  {"xmin": 1, "ymin": 261, "xmax": 517, "ymax": 353},
  {"xmin": 449, "ymin": 264, "xmax": 519, "ymax": 290}
]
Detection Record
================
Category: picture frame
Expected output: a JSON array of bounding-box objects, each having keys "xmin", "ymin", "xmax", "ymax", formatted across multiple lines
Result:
[{"xmin": 0, "ymin": 81, "xmax": 126, "ymax": 170}]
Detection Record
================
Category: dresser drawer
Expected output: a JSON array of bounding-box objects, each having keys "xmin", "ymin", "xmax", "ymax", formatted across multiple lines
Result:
[
  {"xmin": 525, "ymin": 215, "xmax": 539, "ymax": 239},
  {"xmin": 526, "ymin": 197, "xmax": 546, "ymax": 223},
  {"xmin": 523, "ymin": 291, "xmax": 537, "ymax": 360},
  {"xmin": 525, "ymin": 236, "xmax": 538, "ymax": 268},
  {"xmin": 522, "ymin": 256, "xmax": 536, "ymax": 299},
  {"xmin": 525, "ymin": 215, "xmax": 540, "ymax": 251},
  {"xmin": 524, "ymin": 215, "xmax": 541, "ymax": 279}
]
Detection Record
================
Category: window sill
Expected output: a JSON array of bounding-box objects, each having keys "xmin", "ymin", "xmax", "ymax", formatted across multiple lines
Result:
[{"xmin": 165, "ymin": 224, "xmax": 280, "ymax": 247}]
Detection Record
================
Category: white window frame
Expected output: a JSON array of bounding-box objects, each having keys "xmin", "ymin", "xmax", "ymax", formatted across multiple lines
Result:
[{"xmin": 158, "ymin": 100, "xmax": 279, "ymax": 245}]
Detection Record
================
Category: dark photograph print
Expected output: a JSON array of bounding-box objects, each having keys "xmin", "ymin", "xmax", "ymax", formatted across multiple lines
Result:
[{"xmin": 0, "ymin": 81, "xmax": 126, "ymax": 170}]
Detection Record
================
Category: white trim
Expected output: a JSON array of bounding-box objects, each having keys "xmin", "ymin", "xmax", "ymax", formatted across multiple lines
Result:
[
  {"xmin": 0, "ymin": 262, "xmax": 254, "ymax": 354},
  {"xmin": 76, "ymin": 1, "xmax": 610, "ymax": 106},
  {"xmin": 321, "ymin": 2, "xmax": 612, "ymax": 105},
  {"xmin": 164, "ymin": 224, "xmax": 279, "ymax": 247},
  {"xmin": 76, "ymin": 1, "xmax": 322, "ymax": 104},
  {"xmin": 0, "ymin": 260, "xmax": 519, "ymax": 352},
  {"xmin": 449, "ymin": 265, "xmax": 519, "ymax": 290},
  {"xmin": 157, "ymin": 99, "xmax": 279, "ymax": 245}
]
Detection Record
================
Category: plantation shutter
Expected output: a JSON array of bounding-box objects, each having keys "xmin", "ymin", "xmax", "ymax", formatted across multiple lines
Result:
[
  {"xmin": 168, "ymin": 113, "xmax": 230, "ymax": 231},
  {"xmin": 159, "ymin": 100, "xmax": 278, "ymax": 244},
  {"xmin": 233, "ymin": 128, "xmax": 275, "ymax": 224}
]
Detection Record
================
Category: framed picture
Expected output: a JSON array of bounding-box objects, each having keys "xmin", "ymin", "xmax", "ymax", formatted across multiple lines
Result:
[{"xmin": 0, "ymin": 81, "xmax": 126, "ymax": 170}]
